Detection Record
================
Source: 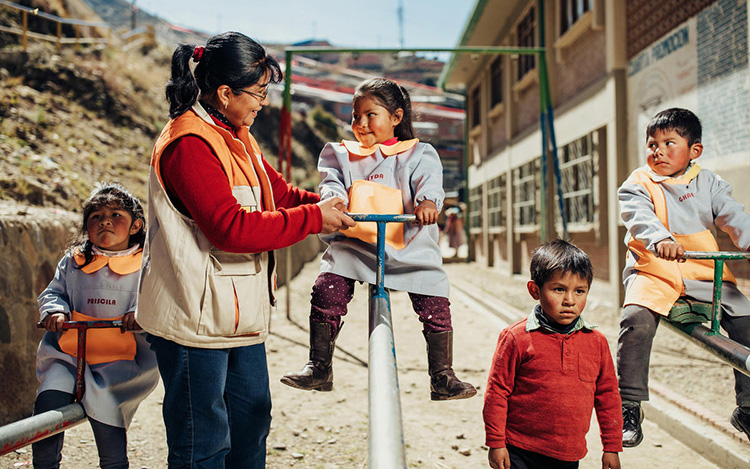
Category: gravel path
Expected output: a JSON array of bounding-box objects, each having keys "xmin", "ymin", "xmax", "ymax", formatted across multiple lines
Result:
[{"xmin": 2, "ymin": 251, "xmax": 743, "ymax": 468}]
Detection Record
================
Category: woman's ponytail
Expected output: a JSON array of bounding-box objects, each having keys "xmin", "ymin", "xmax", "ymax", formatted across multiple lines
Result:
[{"xmin": 165, "ymin": 43, "xmax": 201, "ymax": 118}]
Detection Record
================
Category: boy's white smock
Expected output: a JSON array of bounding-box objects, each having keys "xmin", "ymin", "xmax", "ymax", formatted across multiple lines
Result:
[
  {"xmin": 35, "ymin": 251, "xmax": 159, "ymax": 428},
  {"xmin": 619, "ymin": 164, "xmax": 750, "ymax": 316},
  {"xmin": 318, "ymin": 140, "xmax": 450, "ymax": 297}
]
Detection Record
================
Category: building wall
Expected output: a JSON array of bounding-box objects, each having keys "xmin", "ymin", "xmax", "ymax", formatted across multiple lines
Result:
[
  {"xmin": 626, "ymin": 0, "xmax": 715, "ymax": 59},
  {"xmin": 551, "ymin": 28, "xmax": 608, "ymax": 106},
  {"xmin": 514, "ymin": 82, "xmax": 540, "ymax": 135}
]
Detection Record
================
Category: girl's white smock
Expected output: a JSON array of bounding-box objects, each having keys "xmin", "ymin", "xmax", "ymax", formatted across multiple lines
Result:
[
  {"xmin": 318, "ymin": 140, "xmax": 450, "ymax": 298},
  {"xmin": 35, "ymin": 249, "xmax": 158, "ymax": 428}
]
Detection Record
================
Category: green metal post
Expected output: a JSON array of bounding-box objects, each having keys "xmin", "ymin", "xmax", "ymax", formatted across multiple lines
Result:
[
  {"xmin": 281, "ymin": 50, "xmax": 294, "ymax": 321},
  {"xmin": 537, "ymin": 0, "xmax": 548, "ymax": 242},
  {"xmin": 462, "ymin": 99, "xmax": 471, "ymax": 261},
  {"xmin": 711, "ymin": 259, "xmax": 724, "ymax": 335}
]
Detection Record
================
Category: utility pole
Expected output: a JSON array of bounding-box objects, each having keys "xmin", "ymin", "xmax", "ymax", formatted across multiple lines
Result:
[
  {"xmin": 131, "ymin": 0, "xmax": 137, "ymax": 30},
  {"xmin": 397, "ymin": 0, "xmax": 404, "ymax": 48}
]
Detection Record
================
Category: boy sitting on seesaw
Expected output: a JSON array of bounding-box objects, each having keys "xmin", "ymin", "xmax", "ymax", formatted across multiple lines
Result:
[
  {"xmin": 617, "ymin": 107, "xmax": 750, "ymax": 447},
  {"xmin": 484, "ymin": 239, "xmax": 622, "ymax": 469}
]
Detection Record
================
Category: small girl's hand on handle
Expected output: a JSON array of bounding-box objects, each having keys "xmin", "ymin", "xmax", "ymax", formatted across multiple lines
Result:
[
  {"xmin": 43, "ymin": 313, "xmax": 67, "ymax": 332},
  {"xmin": 121, "ymin": 312, "xmax": 141, "ymax": 332},
  {"xmin": 656, "ymin": 239, "xmax": 685, "ymax": 262},
  {"xmin": 414, "ymin": 200, "xmax": 438, "ymax": 225},
  {"xmin": 318, "ymin": 197, "xmax": 355, "ymax": 234},
  {"xmin": 488, "ymin": 447, "xmax": 510, "ymax": 469},
  {"xmin": 601, "ymin": 451, "xmax": 621, "ymax": 469}
]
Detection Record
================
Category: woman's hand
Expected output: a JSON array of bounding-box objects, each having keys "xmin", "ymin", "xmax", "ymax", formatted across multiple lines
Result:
[
  {"xmin": 318, "ymin": 197, "xmax": 355, "ymax": 234},
  {"xmin": 121, "ymin": 312, "xmax": 142, "ymax": 332},
  {"xmin": 414, "ymin": 200, "xmax": 438, "ymax": 225},
  {"xmin": 43, "ymin": 313, "xmax": 67, "ymax": 332},
  {"xmin": 656, "ymin": 239, "xmax": 685, "ymax": 262}
]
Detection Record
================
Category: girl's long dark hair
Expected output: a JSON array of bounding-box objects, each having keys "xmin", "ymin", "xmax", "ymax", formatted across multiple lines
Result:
[
  {"xmin": 353, "ymin": 77, "xmax": 415, "ymax": 140},
  {"xmin": 71, "ymin": 182, "xmax": 146, "ymax": 268},
  {"xmin": 166, "ymin": 31, "xmax": 283, "ymax": 118}
]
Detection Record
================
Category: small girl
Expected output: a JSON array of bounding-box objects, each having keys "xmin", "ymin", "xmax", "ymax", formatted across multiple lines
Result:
[
  {"xmin": 32, "ymin": 183, "xmax": 158, "ymax": 469},
  {"xmin": 282, "ymin": 77, "xmax": 476, "ymax": 400}
]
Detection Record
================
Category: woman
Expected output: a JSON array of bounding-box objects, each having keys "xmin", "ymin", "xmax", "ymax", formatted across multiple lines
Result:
[{"xmin": 136, "ymin": 31, "xmax": 353, "ymax": 468}]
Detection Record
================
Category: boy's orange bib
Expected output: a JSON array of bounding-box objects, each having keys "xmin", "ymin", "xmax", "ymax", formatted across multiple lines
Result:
[{"xmin": 624, "ymin": 167, "xmax": 735, "ymax": 315}]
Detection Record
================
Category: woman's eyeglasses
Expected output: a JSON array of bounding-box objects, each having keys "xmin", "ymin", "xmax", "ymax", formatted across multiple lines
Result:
[{"xmin": 237, "ymin": 88, "xmax": 269, "ymax": 101}]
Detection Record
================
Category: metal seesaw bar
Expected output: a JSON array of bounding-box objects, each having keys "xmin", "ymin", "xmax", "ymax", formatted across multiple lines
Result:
[
  {"xmin": 0, "ymin": 404, "xmax": 86, "ymax": 456},
  {"xmin": 0, "ymin": 320, "xmax": 123, "ymax": 456},
  {"xmin": 348, "ymin": 213, "xmax": 416, "ymax": 469},
  {"xmin": 663, "ymin": 251, "xmax": 750, "ymax": 378}
]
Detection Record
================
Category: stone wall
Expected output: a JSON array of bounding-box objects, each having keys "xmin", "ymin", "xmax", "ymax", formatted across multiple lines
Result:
[
  {"xmin": 0, "ymin": 202, "xmax": 78, "ymax": 426},
  {"xmin": 0, "ymin": 201, "xmax": 323, "ymax": 426}
]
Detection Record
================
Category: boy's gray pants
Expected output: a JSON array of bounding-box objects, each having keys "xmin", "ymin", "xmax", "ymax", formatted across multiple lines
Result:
[{"xmin": 617, "ymin": 282, "xmax": 750, "ymax": 407}]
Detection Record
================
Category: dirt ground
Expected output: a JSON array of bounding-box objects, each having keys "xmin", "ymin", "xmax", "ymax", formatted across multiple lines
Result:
[{"xmin": 1, "ymin": 247, "xmax": 746, "ymax": 468}]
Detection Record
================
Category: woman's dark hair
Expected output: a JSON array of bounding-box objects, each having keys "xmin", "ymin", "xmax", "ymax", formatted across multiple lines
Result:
[
  {"xmin": 166, "ymin": 31, "xmax": 283, "ymax": 118},
  {"xmin": 529, "ymin": 239, "xmax": 593, "ymax": 287},
  {"xmin": 646, "ymin": 107, "xmax": 702, "ymax": 147},
  {"xmin": 353, "ymin": 77, "xmax": 415, "ymax": 140},
  {"xmin": 71, "ymin": 182, "xmax": 146, "ymax": 268}
]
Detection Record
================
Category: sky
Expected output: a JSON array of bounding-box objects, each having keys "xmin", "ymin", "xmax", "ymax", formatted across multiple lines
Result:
[{"xmin": 135, "ymin": 0, "xmax": 476, "ymax": 53}]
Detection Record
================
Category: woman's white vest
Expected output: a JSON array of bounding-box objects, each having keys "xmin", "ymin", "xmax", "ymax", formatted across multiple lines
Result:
[{"xmin": 136, "ymin": 105, "xmax": 276, "ymax": 348}]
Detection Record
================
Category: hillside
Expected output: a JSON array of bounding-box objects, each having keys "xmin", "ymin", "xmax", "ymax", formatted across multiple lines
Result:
[{"xmin": 0, "ymin": 0, "xmax": 334, "ymax": 211}]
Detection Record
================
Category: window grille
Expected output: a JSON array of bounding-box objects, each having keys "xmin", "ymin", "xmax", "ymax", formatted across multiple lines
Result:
[
  {"xmin": 556, "ymin": 131, "xmax": 597, "ymax": 227},
  {"xmin": 470, "ymin": 86, "xmax": 481, "ymax": 128},
  {"xmin": 488, "ymin": 175, "xmax": 506, "ymax": 229},
  {"xmin": 513, "ymin": 159, "xmax": 539, "ymax": 228},
  {"xmin": 469, "ymin": 186, "xmax": 483, "ymax": 230},
  {"xmin": 517, "ymin": 7, "xmax": 536, "ymax": 80},
  {"xmin": 560, "ymin": 0, "xmax": 591, "ymax": 35},
  {"xmin": 490, "ymin": 56, "xmax": 503, "ymax": 107}
]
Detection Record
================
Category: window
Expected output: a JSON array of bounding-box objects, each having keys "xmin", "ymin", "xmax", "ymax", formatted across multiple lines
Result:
[
  {"xmin": 490, "ymin": 56, "xmax": 503, "ymax": 107},
  {"xmin": 469, "ymin": 186, "xmax": 483, "ymax": 231},
  {"xmin": 488, "ymin": 175, "xmax": 505, "ymax": 230},
  {"xmin": 513, "ymin": 159, "xmax": 539, "ymax": 228},
  {"xmin": 560, "ymin": 0, "xmax": 591, "ymax": 35},
  {"xmin": 556, "ymin": 131, "xmax": 597, "ymax": 227},
  {"xmin": 517, "ymin": 7, "xmax": 536, "ymax": 80},
  {"xmin": 470, "ymin": 86, "xmax": 481, "ymax": 128}
]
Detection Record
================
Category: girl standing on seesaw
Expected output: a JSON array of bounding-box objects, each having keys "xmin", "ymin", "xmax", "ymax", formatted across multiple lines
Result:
[
  {"xmin": 282, "ymin": 77, "xmax": 476, "ymax": 401},
  {"xmin": 33, "ymin": 183, "xmax": 158, "ymax": 469}
]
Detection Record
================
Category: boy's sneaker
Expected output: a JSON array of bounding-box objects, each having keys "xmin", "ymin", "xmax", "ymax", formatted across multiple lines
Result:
[
  {"xmin": 730, "ymin": 407, "xmax": 750, "ymax": 441},
  {"xmin": 622, "ymin": 400, "xmax": 644, "ymax": 447}
]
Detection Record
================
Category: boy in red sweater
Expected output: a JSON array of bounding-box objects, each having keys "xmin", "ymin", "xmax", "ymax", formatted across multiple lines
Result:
[{"xmin": 483, "ymin": 240, "xmax": 623, "ymax": 469}]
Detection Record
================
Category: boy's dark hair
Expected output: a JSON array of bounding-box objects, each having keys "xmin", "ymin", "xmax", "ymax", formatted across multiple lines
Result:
[
  {"xmin": 530, "ymin": 239, "xmax": 593, "ymax": 287},
  {"xmin": 353, "ymin": 77, "xmax": 415, "ymax": 140},
  {"xmin": 71, "ymin": 182, "xmax": 146, "ymax": 268},
  {"xmin": 166, "ymin": 31, "xmax": 283, "ymax": 119},
  {"xmin": 646, "ymin": 107, "xmax": 702, "ymax": 147}
]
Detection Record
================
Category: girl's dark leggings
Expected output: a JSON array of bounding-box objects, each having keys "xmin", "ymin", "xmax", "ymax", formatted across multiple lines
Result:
[
  {"xmin": 310, "ymin": 272, "xmax": 452, "ymax": 336},
  {"xmin": 32, "ymin": 390, "xmax": 128, "ymax": 469}
]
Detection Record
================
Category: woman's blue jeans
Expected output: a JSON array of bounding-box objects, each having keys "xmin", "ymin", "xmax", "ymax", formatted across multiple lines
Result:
[{"xmin": 148, "ymin": 335, "xmax": 272, "ymax": 469}]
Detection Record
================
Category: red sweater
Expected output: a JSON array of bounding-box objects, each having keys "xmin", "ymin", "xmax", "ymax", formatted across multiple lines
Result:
[
  {"xmin": 483, "ymin": 317, "xmax": 623, "ymax": 461},
  {"xmin": 160, "ymin": 116, "xmax": 322, "ymax": 253}
]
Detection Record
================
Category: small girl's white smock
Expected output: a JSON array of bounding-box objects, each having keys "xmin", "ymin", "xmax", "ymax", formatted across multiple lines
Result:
[
  {"xmin": 35, "ymin": 249, "xmax": 158, "ymax": 428},
  {"xmin": 318, "ymin": 140, "xmax": 450, "ymax": 298}
]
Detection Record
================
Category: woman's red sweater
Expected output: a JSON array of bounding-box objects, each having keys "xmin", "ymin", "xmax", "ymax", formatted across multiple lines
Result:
[{"xmin": 159, "ymin": 115, "xmax": 321, "ymax": 253}]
